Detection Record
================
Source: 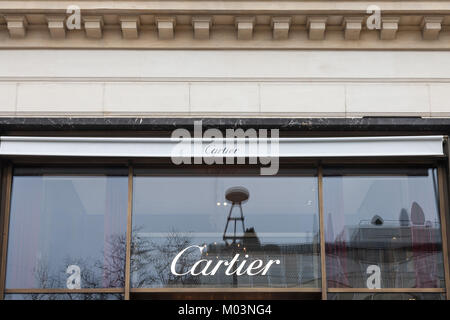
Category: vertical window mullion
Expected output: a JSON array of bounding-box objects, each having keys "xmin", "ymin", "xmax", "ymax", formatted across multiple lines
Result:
[
  {"xmin": 124, "ymin": 165, "xmax": 134, "ymax": 300},
  {"xmin": 437, "ymin": 165, "xmax": 450, "ymax": 300},
  {"xmin": 318, "ymin": 164, "xmax": 327, "ymax": 300},
  {"xmin": 0, "ymin": 164, "xmax": 12, "ymax": 300}
]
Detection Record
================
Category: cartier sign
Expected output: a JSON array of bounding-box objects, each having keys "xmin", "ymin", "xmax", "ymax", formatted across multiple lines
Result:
[{"xmin": 170, "ymin": 245, "xmax": 281, "ymax": 277}]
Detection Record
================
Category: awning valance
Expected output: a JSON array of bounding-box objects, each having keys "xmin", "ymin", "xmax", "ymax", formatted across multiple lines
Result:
[{"xmin": 0, "ymin": 135, "xmax": 444, "ymax": 158}]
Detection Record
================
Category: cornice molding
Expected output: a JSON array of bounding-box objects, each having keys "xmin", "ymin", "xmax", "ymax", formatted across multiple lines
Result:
[
  {"xmin": 1, "ymin": 1, "xmax": 450, "ymax": 49},
  {"xmin": 2, "ymin": 1, "xmax": 450, "ymax": 12}
]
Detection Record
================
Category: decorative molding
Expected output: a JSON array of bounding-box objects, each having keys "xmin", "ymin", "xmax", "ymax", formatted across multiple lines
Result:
[
  {"xmin": 120, "ymin": 16, "xmax": 140, "ymax": 39},
  {"xmin": 235, "ymin": 16, "xmax": 255, "ymax": 40},
  {"xmin": 421, "ymin": 16, "xmax": 443, "ymax": 40},
  {"xmin": 307, "ymin": 16, "xmax": 327, "ymax": 40},
  {"xmin": 380, "ymin": 17, "xmax": 399, "ymax": 40},
  {"xmin": 46, "ymin": 15, "xmax": 66, "ymax": 39},
  {"xmin": 271, "ymin": 17, "xmax": 291, "ymax": 40},
  {"xmin": 343, "ymin": 17, "xmax": 363, "ymax": 41},
  {"xmin": 4, "ymin": 15, "xmax": 27, "ymax": 38},
  {"xmin": 1, "ymin": 1, "xmax": 449, "ymax": 14},
  {"xmin": 83, "ymin": 16, "xmax": 103, "ymax": 39},
  {"xmin": 156, "ymin": 16, "xmax": 176, "ymax": 40},
  {"xmin": 4, "ymin": 32, "xmax": 450, "ymax": 49},
  {"xmin": 0, "ymin": 2, "xmax": 449, "ymax": 49},
  {"xmin": 192, "ymin": 16, "xmax": 212, "ymax": 40}
]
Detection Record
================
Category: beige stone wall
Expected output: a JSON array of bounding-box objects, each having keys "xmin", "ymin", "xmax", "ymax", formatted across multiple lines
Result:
[
  {"xmin": 1, "ymin": 50, "xmax": 449, "ymax": 117},
  {"xmin": 1, "ymin": 1, "xmax": 450, "ymax": 118}
]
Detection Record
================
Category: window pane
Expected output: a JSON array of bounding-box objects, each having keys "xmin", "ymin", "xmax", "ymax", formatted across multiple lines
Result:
[
  {"xmin": 131, "ymin": 168, "xmax": 320, "ymax": 288},
  {"xmin": 6, "ymin": 168, "xmax": 128, "ymax": 289},
  {"xmin": 323, "ymin": 167, "xmax": 445, "ymax": 288},
  {"xmin": 327, "ymin": 293, "xmax": 445, "ymax": 300}
]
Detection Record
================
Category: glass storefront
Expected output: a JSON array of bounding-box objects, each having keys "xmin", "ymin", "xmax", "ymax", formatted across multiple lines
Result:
[
  {"xmin": 5, "ymin": 168, "xmax": 128, "ymax": 290},
  {"xmin": 131, "ymin": 168, "xmax": 320, "ymax": 288},
  {"xmin": 0, "ymin": 164, "xmax": 448, "ymax": 299},
  {"xmin": 324, "ymin": 167, "xmax": 445, "ymax": 289}
]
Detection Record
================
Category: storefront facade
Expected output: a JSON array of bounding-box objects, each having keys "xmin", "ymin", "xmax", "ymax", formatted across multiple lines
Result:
[{"xmin": 1, "ymin": 1, "xmax": 450, "ymax": 300}]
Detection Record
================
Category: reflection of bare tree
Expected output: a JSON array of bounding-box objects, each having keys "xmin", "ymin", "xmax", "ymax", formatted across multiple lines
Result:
[
  {"xmin": 97, "ymin": 233, "xmax": 127, "ymax": 288},
  {"xmin": 27, "ymin": 226, "xmax": 198, "ymax": 299},
  {"xmin": 131, "ymin": 228, "xmax": 199, "ymax": 287},
  {"xmin": 29, "ymin": 254, "xmax": 124, "ymax": 300},
  {"xmin": 28, "ymin": 232, "xmax": 131, "ymax": 300},
  {"xmin": 33, "ymin": 259, "xmax": 59, "ymax": 290},
  {"xmin": 130, "ymin": 226, "xmax": 156, "ymax": 287},
  {"xmin": 23, "ymin": 257, "xmax": 117, "ymax": 300},
  {"xmin": 25, "ymin": 224, "xmax": 320, "ymax": 299},
  {"xmin": 20, "ymin": 292, "xmax": 121, "ymax": 301}
]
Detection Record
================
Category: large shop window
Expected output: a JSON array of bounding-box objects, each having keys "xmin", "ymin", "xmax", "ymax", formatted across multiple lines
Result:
[
  {"xmin": 323, "ymin": 167, "xmax": 445, "ymax": 289},
  {"xmin": 1, "ymin": 164, "xmax": 448, "ymax": 299},
  {"xmin": 5, "ymin": 168, "xmax": 128, "ymax": 291},
  {"xmin": 131, "ymin": 168, "xmax": 321, "ymax": 288}
]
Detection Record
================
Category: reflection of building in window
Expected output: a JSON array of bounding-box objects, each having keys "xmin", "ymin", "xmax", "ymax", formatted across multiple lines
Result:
[
  {"xmin": 223, "ymin": 186, "xmax": 249, "ymax": 246},
  {"xmin": 183, "ymin": 186, "xmax": 321, "ymax": 288},
  {"xmin": 202, "ymin": 228, "xmax": 320, "ymax": 288},
  {"xmin": 327, "ymin": 201, "xmax": 443, "ymax": 288}
]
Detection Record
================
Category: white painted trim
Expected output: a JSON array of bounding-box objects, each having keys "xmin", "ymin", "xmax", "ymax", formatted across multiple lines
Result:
[{"xmin": 0, "ymin": 136, "xmax": 444, "ymax": 158}]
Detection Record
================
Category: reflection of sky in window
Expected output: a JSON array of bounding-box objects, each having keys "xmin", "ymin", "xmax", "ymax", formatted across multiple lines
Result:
[
  {"xmin": 324, "ymin": 170, "xmax": 440, "ymax": 228},
  {"xmin": 133, "ymin": 176, "xmax": 319, "ymax": 245},
  {"xmin": 323, "ymin": 169, "xmax": 444, "ymax": 289},
  {"xmin": 12, "ymin": 177, "xmax": 109, "ymax": 260},
  {"xmin": 43, "ymin": 177, "xmax": 108, "ymax": 215},
  {"xmin": 6, "ymin": 175, "xmax": 128, "ymax": 289}
]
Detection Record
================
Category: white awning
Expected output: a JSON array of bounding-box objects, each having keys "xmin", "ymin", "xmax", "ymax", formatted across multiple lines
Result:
[{"xmin": 0, "ymin": 135, "xmax": 445, "ymax": 158}]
